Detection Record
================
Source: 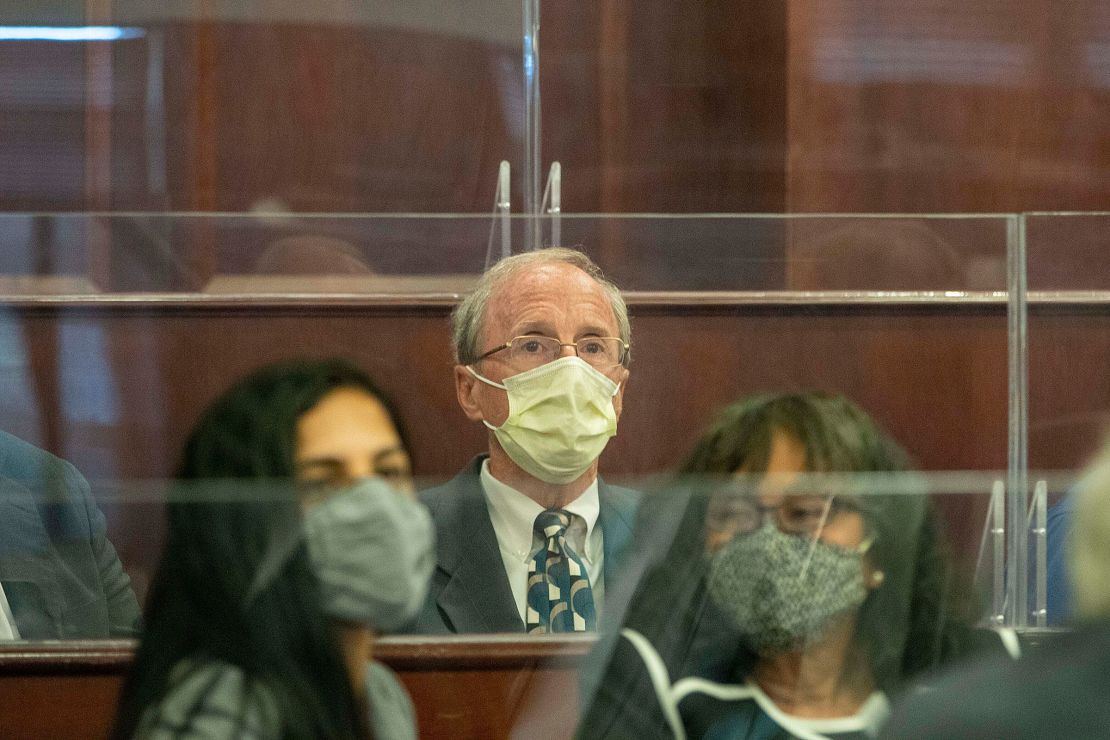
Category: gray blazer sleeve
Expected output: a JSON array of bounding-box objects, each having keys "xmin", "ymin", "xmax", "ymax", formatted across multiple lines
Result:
[
  {"xmin": 72, "ymin": 465, "xmax": 142, "ymax": 636},
  {"xmin": 366, "ymin": 661, "xmax": 418, "ymax": 740}
]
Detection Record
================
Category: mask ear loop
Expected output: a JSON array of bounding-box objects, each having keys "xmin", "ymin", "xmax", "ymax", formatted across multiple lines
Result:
[
  {"xmin": 466, "ymin": 366, "xmax": 508, "ymax": 432},
  {"xmin": 798, "ymin": 495, "xmax": 837, "ymax": 581},
  {"xmin": 242, "ymin": 520, "xmax": 305, "ymax": 608},
  {"xmin": 465, "ymin": 365, "xmax": 508, "ymax": 391}
]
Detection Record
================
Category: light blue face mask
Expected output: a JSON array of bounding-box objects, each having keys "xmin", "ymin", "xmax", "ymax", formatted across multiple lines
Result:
[
  {"xmin": 303, "ymin": 479, "xmax": 435, "ymax": 631},
  {"xmin": 248, "ymin": 479, "xmax": 435, "ymax": 632}
]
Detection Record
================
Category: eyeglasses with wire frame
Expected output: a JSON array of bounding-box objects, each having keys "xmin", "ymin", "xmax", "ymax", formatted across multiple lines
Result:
[
  {"xmin": 475, "ymin": 335, "xmax": 629, "ymax": 372},
  {"xmin": 706, "ymin": 492, "xmax": 863, "ymax": 540}
]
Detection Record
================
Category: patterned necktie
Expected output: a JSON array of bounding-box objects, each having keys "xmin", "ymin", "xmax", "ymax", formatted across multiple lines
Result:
[{"xmin": 526, "ymin": 509, "xmax": 597, "ymax": 634}]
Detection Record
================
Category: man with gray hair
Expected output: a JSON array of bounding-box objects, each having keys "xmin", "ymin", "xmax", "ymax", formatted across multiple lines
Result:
[{"xmin": 413, "ymin": 248, "xmax": 640, "ymax": 634}]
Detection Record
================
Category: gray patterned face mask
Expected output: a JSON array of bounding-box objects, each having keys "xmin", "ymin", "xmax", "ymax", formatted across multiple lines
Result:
[{"xmin": 707, "ymin": 523, "xmax": 868, "ymax": 654}]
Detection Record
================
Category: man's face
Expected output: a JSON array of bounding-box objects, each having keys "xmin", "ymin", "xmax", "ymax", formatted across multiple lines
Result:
[{"xmin": 455, "ymin": 261, "xmax": 630, "ymax": 429}]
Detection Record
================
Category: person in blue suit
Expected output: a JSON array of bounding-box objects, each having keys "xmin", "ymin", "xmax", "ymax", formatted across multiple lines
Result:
[
  {"xmin": 414, "ymin": 248, "xmax": 640, "ymax": 634},
  {"xmin": 1045, "ymin": 493, "xmax": 1074, "ymax": 624},
  {"xmin": 0, "ymin": 430, "xmax": 140, "ymax": 639}
]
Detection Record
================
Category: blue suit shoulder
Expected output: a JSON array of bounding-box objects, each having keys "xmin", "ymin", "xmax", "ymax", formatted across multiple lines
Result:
[
  {"xmin": 0, "ymin": 430, "xmax": 141, "ymax": 637},
  {"xmin": 1046, "ymin": 493, "xmax": 1075, "ymax": 624},
  {"xmin": 601, "ymin": 481, "xmax": 641, "ymax": 513},
  {"xmin": 0, "ymin": 430, "xmax": 97, "ymax": 539},
  {"xmin": 418, "ymin": 474, "xmax": 463, "ymax": 508},
  {"xmin": 417, "ymin": 459, "xmax": 484, "ymax": 518},
  {"xmin": 0, "ymin": 429, "xmax": 85, "ymax": 491}
]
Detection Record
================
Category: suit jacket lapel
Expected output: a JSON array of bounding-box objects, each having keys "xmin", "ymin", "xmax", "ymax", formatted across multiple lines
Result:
[
  {"xmin": 434, "ymin": 460, "xmax": 524, "ymax": 633},
  {"xmin": 598, "ymin": 478, "xmax": 636, "ymax": 582}
]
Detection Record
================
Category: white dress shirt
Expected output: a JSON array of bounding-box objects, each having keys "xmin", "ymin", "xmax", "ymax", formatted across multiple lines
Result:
[
  {"xmin": 480, "ymin": 460, "xmax": 605, "ymax": 625},
  {"xmin": 0, "ymin": 582, "xmax": 21, "ymax": 639}
]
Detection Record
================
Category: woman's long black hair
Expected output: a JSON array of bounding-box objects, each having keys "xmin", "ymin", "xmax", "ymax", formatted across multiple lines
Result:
[{"xmin": 112, "ymin": 359, "xmax": 407, "ymax": 739}]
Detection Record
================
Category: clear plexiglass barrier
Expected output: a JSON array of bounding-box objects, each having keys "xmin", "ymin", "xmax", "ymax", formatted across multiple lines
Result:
[
  {"xmin": 4, "ymin": 3, "xmax": 1110, "ymax": 736},
  {"xmin": 1, "ymin": 211, "xmax": 1108, "ymax": 739},
  {"xmin": 1, "ymin": 211, "xmax": 1107, "ymax": 635},
  {"xmin": 0, "ymin": 212, "xmax": 1015, "ymax": 294}
]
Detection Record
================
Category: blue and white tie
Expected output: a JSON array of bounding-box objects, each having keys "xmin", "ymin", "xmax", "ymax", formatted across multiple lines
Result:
[{"xmin": 526, "ymin": 509, "xmax": 597, "ymax": 634}]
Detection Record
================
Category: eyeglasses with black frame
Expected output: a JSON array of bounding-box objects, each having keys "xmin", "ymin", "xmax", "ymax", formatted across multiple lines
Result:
[{"xmin": 475, "ymin": 335, "xmax": 629, "ymax": 372}]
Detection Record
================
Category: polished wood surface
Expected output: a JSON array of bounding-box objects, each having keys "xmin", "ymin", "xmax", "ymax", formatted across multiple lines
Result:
[
  {"xmin": 786, "ymin": 1, "xmax": 1110, "ymax": 212},
  {"xmin": 0, "ymin": 629, "xmax": 1065, "ymax": 738},
  {"xmin": 9, "ymin": 3, "xmax": 1108, "ymax": 214},
  {"xmin": 0, "ymin": 637, "xmax": 589, "ymax": 740}
]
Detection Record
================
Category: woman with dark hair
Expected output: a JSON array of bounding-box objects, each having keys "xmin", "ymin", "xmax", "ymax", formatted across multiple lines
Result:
[
  {"xmin": 183, "ymin": 358, "xmax": 415, "ymax": 495},
  {"xmin": 112, "ymin": 359, "xmax": 432, "ymax": 739},
  {"xmin": 578, "ymin": 392, "xmax": 976, "ymax": 740}
]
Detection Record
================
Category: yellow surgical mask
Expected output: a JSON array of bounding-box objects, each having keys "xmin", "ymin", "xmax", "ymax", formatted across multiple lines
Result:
[{"xmin": 467, "ymin": 356, "xmax": 620, "ymax": 484}]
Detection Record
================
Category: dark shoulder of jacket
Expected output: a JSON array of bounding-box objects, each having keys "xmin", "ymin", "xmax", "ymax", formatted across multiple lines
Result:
[
  {"xmin": 576, "ymin": 629, "xmax": 681, "ymax": 740},
  {"xmin": 418, "ymin": 475, "xmax": 465, "ymax": 515},
  {"xmin": 418, "ymin": 480, "xmax": 449, "ymax": 513},
  {"xmin": 417, "ymin": 457, "xmax": 485, "ymax": 511},
  {"xmin": 600, "ymin": 481, "xmax": 643, "ymax": 521}
]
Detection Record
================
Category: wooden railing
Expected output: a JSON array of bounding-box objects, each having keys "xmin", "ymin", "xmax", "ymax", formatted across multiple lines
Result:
[{"xmin": 0, "ymin": 635, "xmax": 593, "ymax": 740}]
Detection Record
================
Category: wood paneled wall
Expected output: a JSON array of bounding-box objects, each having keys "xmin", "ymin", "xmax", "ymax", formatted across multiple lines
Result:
[
  {"xmin": 4, "ymin": 294, "xmax": 1107, "ymax": 603},
  {"xmin": 7, "ymin": 299, "xmax": 1014, "ymax": 483},
  {"xmin": 7, "ymin": 2, "xmax": 1109, "ymax": 213},
  {"xmin": 0, "ymin": 295, "xmax": 1023, "ymax": 602},
  {"xmin": 786, "ymin": 0, "xmax": 1110, "ymax": 212}
]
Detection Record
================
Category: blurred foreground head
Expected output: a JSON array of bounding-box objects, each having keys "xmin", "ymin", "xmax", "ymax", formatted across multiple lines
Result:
[{"xmin": 113, "ymin": 359, "xmax": 420, "ymax": 739}]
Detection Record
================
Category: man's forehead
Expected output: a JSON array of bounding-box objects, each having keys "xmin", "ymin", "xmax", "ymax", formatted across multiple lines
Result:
[
  {"xmin": 503, "ymin": 260, "xmax": 594, "ymax": 291},
  {"xmin": 485, "ymin": 262, "xmax": 615, "ymax": 327}
]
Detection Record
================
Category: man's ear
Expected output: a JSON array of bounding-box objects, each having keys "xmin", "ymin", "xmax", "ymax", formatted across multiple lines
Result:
[
  {"xmin": 454, "ymin": 365, "xmax": 485, "ymax": 422},
  {"xmin": 612, "ymin": 366, "xmax": 630, "ymax": 420}
]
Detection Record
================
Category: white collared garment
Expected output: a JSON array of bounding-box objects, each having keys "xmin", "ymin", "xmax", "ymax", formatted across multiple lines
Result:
[
  {"xmin": 0, "ymin": 582, "xmax": 21, "ymax": 639},
  {"xmin": 480, "ymin": 459, "xmax": 605, "ymax": 626},
  {"xmin": 622, "ymin": 627, "xmax": 890, "ymax": 740}
]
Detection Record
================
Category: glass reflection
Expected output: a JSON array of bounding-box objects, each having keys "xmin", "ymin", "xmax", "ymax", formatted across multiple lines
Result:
[{"xmin": 578, "ymin": 393, "xmax": 990, "ymax": 739}]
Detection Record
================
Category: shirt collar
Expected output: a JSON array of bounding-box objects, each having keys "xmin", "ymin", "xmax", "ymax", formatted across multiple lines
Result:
[{"xmin": 480, "ymin": 459, "xmax": 601, "ymax": 562}]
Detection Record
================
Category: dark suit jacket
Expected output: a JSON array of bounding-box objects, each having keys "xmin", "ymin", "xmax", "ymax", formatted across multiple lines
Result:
[
  {"xmin": 881, "ymin": 623, "xmax": 1110, "ymax": 739},
  {"xmin": 413, "ymin": 456, "xmax": 641, "ymax": 633},
  {"xmin": 0, "ymin": 431, "xmax": 141, "ymax": 639}
]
